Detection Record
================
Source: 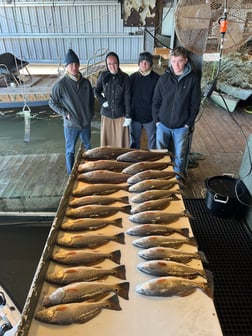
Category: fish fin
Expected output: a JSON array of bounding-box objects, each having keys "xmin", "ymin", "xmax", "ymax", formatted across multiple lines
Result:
[
  {"xmin": 118, "ymin": 196, "xmax": 129, "ymax": 204},
  {"xmin": 188, "ymin": 237, "xmax": 198, "ymax": 247},
  {"xmin": 120, "ymin": 205, "xmax": 131, "ymax": 214},
  {"xmin": 112, "ymin": 218, "xmax": 123, "ymax": 228},
  {"xmin": 106, "ymin": 294, "xmax": 122, "ymax": 311},
  {"xmin": 171, "ymin": 194, "xmax": 181, "ymax": 201},
  {"xmin": 178, "ymin": 288, "xmax": 197, "ymax": 297},
  {"xmin": 116, "ymin": 282, "xmax": 130, "ymax": 300},
  {"xmin": 111, "ymin": 250, "xmax": 121, "ymax": 264},
  {"xmin": 115, "ymin": 232, "xmax": 125, "ymax": 245},
  {"xmin": 184, "ymin": 209, "xmax": 194, "ymax": 219},
  {"xmin": 197, "ymin": 251, "xmax": 208, "ymax": 263},
  {"xmin": 179, "ymin": 228, "xmax": 190, "ymax": 238},
  {"xmin": 114, "ymin": 265, "xmax": 126, "ymax": 280}
]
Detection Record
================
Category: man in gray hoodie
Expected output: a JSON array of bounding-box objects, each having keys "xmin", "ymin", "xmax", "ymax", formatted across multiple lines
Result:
[{"xmin": 49, "ymin": 49, "xmax": 94, "ymax": 174}]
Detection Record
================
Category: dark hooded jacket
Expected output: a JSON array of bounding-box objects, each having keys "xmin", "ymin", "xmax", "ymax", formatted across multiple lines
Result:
[
  {"xmin": 94, "ymin": 52, "xmax": 131, "ymax": 119},
  {"xmin": 152, "ymin": 63, "xmax": 201, "ymax": 128}
]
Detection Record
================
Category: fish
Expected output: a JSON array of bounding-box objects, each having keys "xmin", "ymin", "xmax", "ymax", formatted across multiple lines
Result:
[
  {"xmin": 78, "ymin": 170, "xmax": 131, "ymax": 184},
  {"xmin": 135, "ymin": 276, "xmax": 213, "ymax": 298},
  {"xmin": 130, "ymin": 198, "xmax": 171, "ymax": 214},
  {"xmin": 56, "ymin": 231, "xmax": 125, "ymax": 248},
  {"xmin": 82, "ymin": 146, "xmax": 135, "ymax": 160},
  {"xmin": 65, "ymin": 204, "xmax": 131, "ymax": 218},
  {"xmin": 69, "ymin": 195, "xmax": 129, "ymax": 208},
  {"xmin": 132, "ymin": 236, "xmax": 198, "ymax": 249},
  {"xmin": 78, "ymin": 160, "xmax": 131, "ymax": 173},
  {"xmin": 128, "ymin": 179, "xmax": 182, "ymax": 193},
  {"xmin": 52, "ymin": 248, "xmax": 121, "ymax": 265},
  {"xmin": 129, "ymin": 209, "xmax": 193, "ymax": 224},
  {"xmin": 126, "ymin": 224, "xmax": 189, "ymax": 238},
  {"xmin": 130, "ymin": 189, "xmax": 181, "ymax": 203},
  {"xmin": 61, "ymin": 217, "xmax": 123, "ymax": 231},
  {"xmin": 122, "ymin": 161, "xmax": 174, "ymax": 175},
  {"xmin": 35, "ymin": 294, "xmax": 121, "ymax": 325},
  {"xmin": 138, "ymin": 247, "xmax": 208, "ymax": 264},
  {"xmin": 127, "ymin": 169, "xmax": 184, "ymax": 184},
  {"xmin": 137, "ymin": 260, "xmax": 207, "ymax": 279},
  {"xmin": 72, "ymin": 183, "xmax": 128, "ymax": 197},
  {"xmin": 46, "ymin": 264, "xmax": 126, "ymax": 285},
  {"xmin": 116, "ymin": 149, "xmax": 172, "ymax": 162},
  {"xmin": 43, "ymin": 281, "xmax": 129, "ymax": 307}
]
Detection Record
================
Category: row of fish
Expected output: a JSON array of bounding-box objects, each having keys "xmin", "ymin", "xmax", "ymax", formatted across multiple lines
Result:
[{"xmin": 34, "ymin": 146, "xmax": 211, "ymax": 328}]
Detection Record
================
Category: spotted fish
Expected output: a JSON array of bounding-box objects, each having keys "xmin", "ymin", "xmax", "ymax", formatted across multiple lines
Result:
[
  {"xmin": 78, "ymin": 170, "xmax": 130, "ymax": 184},
  {"xmin": 66, "ymin": 204, "xmax": 131, "ymax": 218},
  {"xmin": 82, "ymin": 146, "xmax": 134, "ymax": 160},
  {"xmin": 78, "ymin": 160, "xmax": 131, "ymax": 173},
  {"xmin": 129, "ymin": 209, "xmax": 192, "ymax": 224}
]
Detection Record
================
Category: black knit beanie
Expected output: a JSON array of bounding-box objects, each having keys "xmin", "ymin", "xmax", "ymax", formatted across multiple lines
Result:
[
  {"xmin": 65, "ymin": 49, "xmax": 80, "ymax": 66},
  {"xmin": 105, "ymin": 52, "xmax": 120, "ymax": 69},
  {"xmin": 138, "ymin": 51, "xmax": 153, "ymax": 66}
]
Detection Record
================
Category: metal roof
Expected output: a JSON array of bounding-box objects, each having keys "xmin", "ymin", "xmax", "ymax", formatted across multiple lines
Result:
[{"xmin": 0, "ymin": 1, "xmax": 147, "ymax": 64}]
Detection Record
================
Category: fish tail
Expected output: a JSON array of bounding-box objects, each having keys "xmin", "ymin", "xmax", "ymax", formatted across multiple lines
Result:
[
  {"xmin": 197, "ymin": 251, "xmax": 208, "ymax": 263},
  {"xmin": 118, "ymin": 196, "xmax": 129, "ymax": 204},
  {"xmin": 179, "ymin": 228, "xmax": 190, "ymax": 238},
  {"xmin": 188, "ymin": 237, "xmax": 198, "ymax": 247},
  {"xmin": 112, "ymin": 218, "xmax": 123, "ymax": 228},
  {"xmin": 114, "ymin": 265, "xmax": 126, "ymax": 280},
  {"xmin": 116, "ymin": 282, "xmax": 130, "ymax": 300},
  {"xmin": 111, "ymin": 250, "xmax": 121, "ymax": 264},
  {"xmin": 202, "ymin": 271, "xmax": 214, "ymax": 298},
  {"xmin": 171, "ymin": 194, "xmax": 181, "ymax": 201},
  {"xmin": 120, "ymin": 205, "xmax": 131, "ymax": 214},
  {"xmin": 184, "ymin": 209, "xmax": 194, "ymax": 219},
  {"xmin": 115, "ymin": 232, "xmax": 125, "ymax": 245},
  {"xmin": 106, "ymin": 294, "xmax": 122, "ymax": 311}
]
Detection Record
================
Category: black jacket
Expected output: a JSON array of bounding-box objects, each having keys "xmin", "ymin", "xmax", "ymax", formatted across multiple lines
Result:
[
  {"xmin": 94, "ymin": 69, "xmax": 131, "ymax": 119},
  {"xmin": 152, "ymin": 64, "xmax": 201, "ymax": 128},
  {"xmin": 130, "ymin": 70, "xmax": 159, "ymax": 123}
]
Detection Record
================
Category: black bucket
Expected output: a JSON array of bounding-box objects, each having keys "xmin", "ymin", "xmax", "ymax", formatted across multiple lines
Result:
[{"xmin": 205, "ymin": 175, "xmax": 251, "ymax": 218}]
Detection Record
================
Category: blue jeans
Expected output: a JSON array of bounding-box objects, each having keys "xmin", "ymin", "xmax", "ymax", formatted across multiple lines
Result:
[
  {"xmin": 64, "ymin": 126, "xmax": 91, "ymax": 174},
  {"xmin": 130, "ymin": 120, "xmax": 156, "ymax": 149},
  {"xmin": 156, "ymin": 122, "xmax": 190, "ymax": 175}
]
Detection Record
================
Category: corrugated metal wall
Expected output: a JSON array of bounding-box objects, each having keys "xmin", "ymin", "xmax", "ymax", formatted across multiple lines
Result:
[{"xmin": 0, "ymin": 1, "xmax": 147, "ymax": 64}]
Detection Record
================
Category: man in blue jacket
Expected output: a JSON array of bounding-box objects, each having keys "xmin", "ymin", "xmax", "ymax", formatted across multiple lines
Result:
[
  {"xmin": 49, "ymin": 49, "xmax": 94, "ymax": 174},
  {"xmin": 152, "ymin": 46, "xmax": 201, "ymax": 178}
]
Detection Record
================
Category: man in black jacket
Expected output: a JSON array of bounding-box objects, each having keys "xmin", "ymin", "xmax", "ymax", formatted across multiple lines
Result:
[
  {"xmin": 130, "ymin": 51, "xmax": 159, "ymax": 149},
  {"xmin": 152, "ymin": 46, "xmax": 201, "ymax": 178}
]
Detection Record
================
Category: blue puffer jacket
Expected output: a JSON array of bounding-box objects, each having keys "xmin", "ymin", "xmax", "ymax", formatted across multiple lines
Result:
[
  {"xmin": 49, "ymin": 73, "xmax": 94, "ymax": 128},
  {"xmin": 152, "ymin": 64, "xmax": 201, "ymax": 129},
  {"xmin": 94, "ymin": 69, "xmax": 131, "ymax": 119}
]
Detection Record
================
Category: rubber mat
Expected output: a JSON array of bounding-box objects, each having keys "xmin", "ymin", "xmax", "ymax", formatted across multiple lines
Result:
[{"xmin": 184, "ymin": 199, "xmax": 252, "ymax": 336}]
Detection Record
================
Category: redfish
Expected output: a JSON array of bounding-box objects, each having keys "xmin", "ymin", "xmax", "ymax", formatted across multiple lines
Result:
[
  {"xmin": 52, "ymin": 248, "xmax": 121, "ymax": 265},
  {"xmin": 36, "ymin": 294, "xmax": 121, "ymax": 325},
  {"xmin": 43, "ymin": 281, "xmax": 129, "ymax": 307},
  {"xmin": 137, "ymin": 260, "xmax": 207, "ymax": 279},
  {"xmin": 127, "ymin": 169, "xmax": 184, "ymax": 184},
  {"xmin": 78, "ymin": 170, "xmax": 130, "ymax": 184},
  {"xmin": 56, "ymin": 231, "xmax": 125, "ymax": 248},
  {"xmin": 116, "ymin": 149, "xmax": 172, "ymax": 162},
  {"xmin": 66, "ymin": 204, "xmax": 131, "ymax": 218},
  {"xmin": 132, "ymin": 236, "xmax": 197, "ymax": 249},
  {"xmin": 138, "ymin": 247, "xmax": 208, "ymax": 264},
  {"xmin": 72, "ymin": 183, "xmax": 128, "ymax": 197},
  {"xmin": 128, "ymin": 179, "xmax": 182, "ymax": 193},
  {"xmin": 130, "ymin": 198, "xmax": 171, "ymax": 214},
  {"xmin": 78, "ymin": 160, "xmax": 131, "ymax": 173},
  {"xmin": 61, "ymin": 217, "xmax": 123, "ymax": 231},
  {"xmin": 136, "ymin": 276, "xmax": 213, "ymax": 298},
  {"xmin": 46, "ymin": 264, "xmax": 126, "ymax": 285},
  {"xmin": 122, "ymin": 161, "xmax": 173, "ymax": 175},
  {"xmin": 129, "ymin": 209, "xmax": 192, "ymax": 224},
  {"xmin": 130, "ymin": 189, "xmax": 181, "ymax": 203},
  {"xmin": 69, "ymin": 195, "xmax": 129, "ymax": 207},
  {"xmin": 126, "ymin": 224, "xmax": 189, "ymax": 238},
  {"xmin": 82, "ymin": 146, "xmax": 134, "ymax": 160}
]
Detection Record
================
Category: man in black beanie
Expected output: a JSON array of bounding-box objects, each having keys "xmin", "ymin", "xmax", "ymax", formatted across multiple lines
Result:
[
  {"xmin": 129, "ymin": 51, "xmax": 159, "ymax": 149},
  {"xmin": 49, "ymin": 49, "xmax": 94, "ymax": 174}
]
